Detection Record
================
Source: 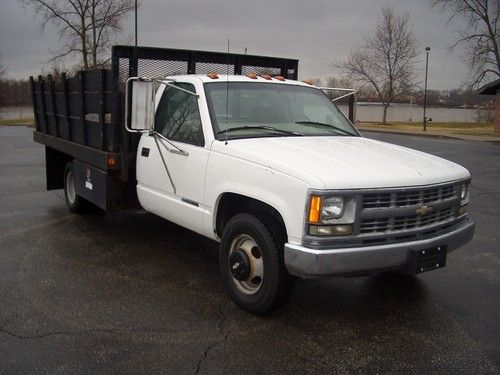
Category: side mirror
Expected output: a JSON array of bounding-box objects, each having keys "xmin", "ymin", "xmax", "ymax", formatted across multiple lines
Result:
[{"xmin": 125, "ymin": 78, "xmax": 154, "ymax": 132}]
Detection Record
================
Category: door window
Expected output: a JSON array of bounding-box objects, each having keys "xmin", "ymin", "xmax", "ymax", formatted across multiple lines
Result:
[{"xmin": 155, "ymin": 83, "xmax": 204, "ymax": 146}]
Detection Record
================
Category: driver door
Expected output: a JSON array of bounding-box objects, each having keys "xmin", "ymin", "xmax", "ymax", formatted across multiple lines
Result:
[{"xmin": 136, "ymin": 82, "xmax": 209, "ymax": 234}]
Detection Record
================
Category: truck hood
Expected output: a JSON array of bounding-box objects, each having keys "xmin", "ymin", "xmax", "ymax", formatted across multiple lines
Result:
[{"xmin": 214, "ymin": 136, "xmax": 470, "ymax": 189}]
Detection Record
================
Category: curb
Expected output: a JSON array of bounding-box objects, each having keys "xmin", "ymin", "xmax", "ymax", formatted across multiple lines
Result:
[{"xmin": 357, "ymin": 127, "xmax": 500, "ymax": 142}]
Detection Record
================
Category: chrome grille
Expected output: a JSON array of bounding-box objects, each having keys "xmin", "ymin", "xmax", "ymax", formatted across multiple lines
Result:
[
  {"xmin": 362, "ymin": 184, "xmax": 458, "ymax": 209},
  {"xmin": 362, "ymin": 193, "xmax": 391, "ymax": 208},
  {"xmin": 359, "ymin": 183, "xmax": 461, "ymax": 237},
  {"xmin": 360, "ymin": 208, "xmax": 454, "ymax": 234}
]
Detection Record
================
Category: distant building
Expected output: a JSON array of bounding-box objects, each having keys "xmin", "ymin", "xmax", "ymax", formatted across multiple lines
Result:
[{"xmin": 477, "ymin": 79, "xmax": 500, "ymax": 133}]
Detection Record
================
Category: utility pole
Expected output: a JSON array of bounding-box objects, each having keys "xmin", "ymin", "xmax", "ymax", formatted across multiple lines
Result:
[
  {"xmin": 135, "ymin": 0, "xmax": 138, "ymax": 46},
  {"xmin": 423, "ymin": 47, "xmax": 430, "ymax": 131}
]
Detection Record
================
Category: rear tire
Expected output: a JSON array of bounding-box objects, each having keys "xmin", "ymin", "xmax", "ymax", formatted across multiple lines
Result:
[
  {"xmin": 64, "ymin": 161, "xmax": 87, "ymax": 213},
  {"xmin": 219, "ymin": 213, "xmax": 294, "ymax": 314}
]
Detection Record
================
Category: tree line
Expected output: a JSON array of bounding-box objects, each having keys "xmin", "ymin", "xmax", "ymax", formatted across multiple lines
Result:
[
  {"xmin": 0, "ymin": 78, "xmax": 32, "ymax": 107},
  {"xmin": 317, "ymin": 77, "xmax": 493, "ymax": 109},
  {"xmin": 0, "ymin": 73, "xmax": 490, "ymax": 110}
]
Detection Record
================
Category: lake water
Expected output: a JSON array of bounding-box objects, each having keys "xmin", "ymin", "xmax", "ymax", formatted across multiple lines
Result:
[
  {"xmin": 0, "ymin": 104, "xmax": 493, "ymax": 123},
  {"xmin": 0, "ymin": 106, "xmax": 35, "ymax": 120}
]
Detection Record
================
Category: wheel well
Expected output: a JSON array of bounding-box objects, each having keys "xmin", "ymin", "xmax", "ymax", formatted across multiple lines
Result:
[
  {"xmin": 215, "ymin": 193, "xmax": 287, "ymax": 241},
  {"xmin": 45, "ymin": 147, "xmax": 72, "ymax": 190}
]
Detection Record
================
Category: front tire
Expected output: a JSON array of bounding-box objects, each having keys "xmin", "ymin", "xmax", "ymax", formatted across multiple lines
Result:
[{"xmin": 219, "ymin": 213, "xmax": 293, "ymax": 314}]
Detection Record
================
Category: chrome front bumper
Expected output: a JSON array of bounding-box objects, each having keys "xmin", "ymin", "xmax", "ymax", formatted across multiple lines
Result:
[{"xmin": 284, "ymin": 219, "xmax": 475, "ymax": 278}]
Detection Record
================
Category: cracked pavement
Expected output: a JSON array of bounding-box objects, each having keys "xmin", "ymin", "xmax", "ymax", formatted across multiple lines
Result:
[{"xmin": 0, "ymin": 126, "xmax": 499, "ymax": 373}]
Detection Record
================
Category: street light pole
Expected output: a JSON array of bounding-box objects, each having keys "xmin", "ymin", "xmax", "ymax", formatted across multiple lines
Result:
[
  {"xmin": 134, "ymin": 0, "xmax": 138, "ymax": 46},
  {"xmin": 423, "ymin": 47, "xmax": 430, "ymax": 131}
]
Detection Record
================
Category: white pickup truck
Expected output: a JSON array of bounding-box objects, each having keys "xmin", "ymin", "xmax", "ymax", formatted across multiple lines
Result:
[{"xmin": 31, "ymin": 46, "xmax": 475, "ymax": 314}]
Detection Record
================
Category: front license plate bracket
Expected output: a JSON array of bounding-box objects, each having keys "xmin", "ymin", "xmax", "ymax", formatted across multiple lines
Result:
[{"xmin": 405, "ymin": 246, "xmax": 447, "ymax": 274}]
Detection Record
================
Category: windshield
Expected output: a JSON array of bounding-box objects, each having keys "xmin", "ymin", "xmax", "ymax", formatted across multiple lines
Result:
[{"xmin": 204, "ymin": 82, "xmax": 359, "ymax": 140}]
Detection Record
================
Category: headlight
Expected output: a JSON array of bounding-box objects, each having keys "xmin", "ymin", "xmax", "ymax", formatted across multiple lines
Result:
[
  {"xmin": 460, "ymin": 181, "xmax": 470, "ymax": 206},
  {"xmin": 322, "ymin": 196, "xmax": 344, "ymax": 220},
  {"xmin": 307, "ymin": 194, "xmax": 356, "ymax": 229}
]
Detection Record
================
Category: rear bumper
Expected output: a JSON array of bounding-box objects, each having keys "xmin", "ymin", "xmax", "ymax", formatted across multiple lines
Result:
[{"xmin": 284, "ymin": 219, "xmax": 475, "ymax": 278}]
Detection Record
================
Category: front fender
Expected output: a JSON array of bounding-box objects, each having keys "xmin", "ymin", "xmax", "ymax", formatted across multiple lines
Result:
[{"xmin": 205, "ymin": 151, "xmax": 312, "ymax": 244}]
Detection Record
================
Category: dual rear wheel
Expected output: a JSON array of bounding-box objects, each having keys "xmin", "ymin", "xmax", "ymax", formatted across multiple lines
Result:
[{"xmin": 63, "ymin": 161, "xmax": 89, "ymax": 213}]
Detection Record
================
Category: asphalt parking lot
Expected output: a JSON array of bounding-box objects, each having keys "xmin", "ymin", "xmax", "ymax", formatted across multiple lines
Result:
[{"xmin": 0, "ymin": 125, "xmax": 499, "ymax": 374}]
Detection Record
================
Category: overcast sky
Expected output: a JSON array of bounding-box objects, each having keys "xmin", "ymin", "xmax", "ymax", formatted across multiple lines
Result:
[{"xmin": 0, "ymin": 0, "xmax": 469, "ymax": 89}]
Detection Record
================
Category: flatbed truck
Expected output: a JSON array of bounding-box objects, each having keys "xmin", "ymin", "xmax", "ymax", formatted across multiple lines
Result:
[{"xmin": 31, "ymin": 45, "xmax": 475, "ymax": 314}]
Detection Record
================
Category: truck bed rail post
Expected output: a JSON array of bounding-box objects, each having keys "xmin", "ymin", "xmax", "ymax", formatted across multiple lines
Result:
[
  {"xmin": 79, "ymin": 71, "xmax": 87, "ymax": 145},
  {"xmin": 187, "ymin": 52, "xmax": 196, "ymax": 74},
  {"xmin": 47, "ymin": 74, "xmax": 60, "ymax": 137},
  {"xmin": 280, "ymin": 61, "xmax": 287, "ymax": 78},
  {"xmin": 29, "ymin": 76, "xmax": 40, "ymax": 131},
  {"xmin": 61, "ymin": 73, "xmax": 72, "ymax": 141},
  {"xmin": 121, "ymin": 49, "xmax": 139, "ymax": 181},
  {"xmin": 348, "ymin": 94, "xmax": 356, "ymax": 123},
  {"xmin": 110, "ymin": 48, "xmax": 121, "ymax": 155},
  {"xmin": 234, "ymin": 56, "xmax": 242, "ymax": 75},
  {"xmin": 99, "ymin": 69, "xmax": 107, "ymax": 150},
  {"xmin": 37, "ymin": 75, "xmax": 48, "ymax": 133}
]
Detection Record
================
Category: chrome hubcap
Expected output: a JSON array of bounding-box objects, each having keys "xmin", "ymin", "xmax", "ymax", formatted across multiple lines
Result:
[
  {"xmin": 228, "ymin": 234, "xmax": 264, "ymax": 295},
  {"xmin": 66, "ymin": 170, "xmax": 76, "ymax": 204}
]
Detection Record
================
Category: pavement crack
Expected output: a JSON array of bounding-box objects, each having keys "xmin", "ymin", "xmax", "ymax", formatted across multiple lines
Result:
[
  {"xmin": 194, "ymin": 341, "xmax": 219, "ymax": 375},
  {"xmin": 193, "ymin": 306, "xmax": 230, "ymax": 375},
  {"xmin": 216, "ymin": 305, "xmax": 226, "ymax": 331},
  {"xmin": 0, "ymin": 325, "xmax": 202, "ymax": 340},
  {"xmin": 0, "ymin": 326, "xmax": 74, "ymax": 340}
]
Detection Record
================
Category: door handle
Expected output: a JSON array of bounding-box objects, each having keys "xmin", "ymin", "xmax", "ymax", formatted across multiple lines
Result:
[{"xmin": 169, "ymin": 149, "xmax": 189, "ymax": 156}]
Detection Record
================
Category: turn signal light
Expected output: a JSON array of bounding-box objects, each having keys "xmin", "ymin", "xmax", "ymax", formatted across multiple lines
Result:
[
  {"xmin": 107, "ymin": 157, "xmax": 116, "ymax": 167},
  {"xmin": 207, "ymin": 72, "xmax": 219, "ymax": 79},
  {"xmin": 308, "ymin": 196, "xmax": 322, "ymax": 224},
  {"xmin": 309, "ymin": 225, "xmax": 353, "ymax": 236}
]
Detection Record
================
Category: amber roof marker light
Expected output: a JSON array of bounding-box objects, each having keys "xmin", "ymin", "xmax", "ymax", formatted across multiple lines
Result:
[{"xmin": 207, "ymin": 72, "xmax": 219, "ymax": 79}]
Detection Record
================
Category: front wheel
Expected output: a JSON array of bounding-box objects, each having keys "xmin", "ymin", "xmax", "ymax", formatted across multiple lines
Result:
[{"xmin": 219, "ymin": 213, "xmax": 294, "ymax": 314}]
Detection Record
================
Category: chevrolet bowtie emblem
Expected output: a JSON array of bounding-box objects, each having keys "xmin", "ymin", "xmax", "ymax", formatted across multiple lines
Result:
[{"xmin": 415, "ymin": 205, "xmax": 432, "ymax": 216}]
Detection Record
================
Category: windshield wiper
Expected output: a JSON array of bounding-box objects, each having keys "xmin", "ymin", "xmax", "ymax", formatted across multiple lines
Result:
[
  {"xmin": 295, "ymin": 121, "xmax": 356, "ymax": 136},
  {"xmin": 217, "ymin": 125, "xmax": 303, "ymax": 137}
]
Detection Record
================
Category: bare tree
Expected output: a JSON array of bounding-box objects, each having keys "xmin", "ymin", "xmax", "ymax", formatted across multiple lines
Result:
[
  {"xmin": 335, "ymin": 7, "xmax": 419, "ymax": 124},
  {"xmin": 433, "ymin": 0, "xmax": 500, "ymax": 86},
  {"xmin": 0, "ymin": 55, "xmax": 6, "ymax": 81},
  {"xmin": 0, "ymin": 59, "xmax": 7, "ymax": 108},
  {"xmin": 21, "ymin": 0, "xmax": 135, "ymax": 69}
]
